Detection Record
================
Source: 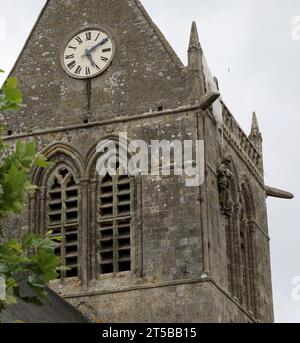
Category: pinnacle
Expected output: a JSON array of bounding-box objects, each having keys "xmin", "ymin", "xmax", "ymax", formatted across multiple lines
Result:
[
  {"xmin": 250, "ymin": 111, "xmax": 261, "ymax": 135},
  {"xmin": 188, "ymin": 21, "xmax": 201, "ymax": 52}
]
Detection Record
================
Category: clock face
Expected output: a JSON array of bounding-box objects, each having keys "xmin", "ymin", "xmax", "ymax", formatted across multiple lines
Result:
[{"xmin": 61, "ymin": 28, "xmax": 115, "ymax": 79}]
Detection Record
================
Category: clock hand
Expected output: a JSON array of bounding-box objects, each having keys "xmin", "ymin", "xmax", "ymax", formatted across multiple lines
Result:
[
  {"xmin": 87, "ymin": 53, "xmax": 96, "ymax": 67},
  {"xmin": 86, "ymin": 37, "xmax": 109, "ymax": 55},
  {"xmin": 81, "ymin": 48, "xmax": 96, "ymax": 67},
  {"xmin": 81, "ymin": 48, "xmax": 91, "ymax": 58}
]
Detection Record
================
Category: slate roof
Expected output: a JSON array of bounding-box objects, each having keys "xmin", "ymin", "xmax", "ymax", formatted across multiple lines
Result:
[{"xmin": 1, "ymin": 283, "xmax": 89, "ymax": 323}]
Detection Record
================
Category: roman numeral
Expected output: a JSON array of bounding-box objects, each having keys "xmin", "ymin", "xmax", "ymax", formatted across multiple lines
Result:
[
  {"xmin": 85, "ymin": 32, "xmax": 92, "ymax": 41},
  {"xmin": 101, "ymin": 56, "xmax": 109, "ymax": 62},
  {"xmin": 68, "ymin": 45, "xmax": 77, "ymax": 50},
  {"xmin": 102, "ymin": 48, "xmax": 111, "ymax": 53},
  {"xmin": 67, "ymin": 60, "xmax": 76, "ymax": 70},
  {"xmin": 95, "ymin": 33, "xmax": 101, "ymax": 41},
  {"xmin": 75, "ymin": 36, "xmax": 83, "ymax": 44},
  {"xmin": 95, "ymin": 64, "xmax": 101, "ymax": 71},
  {"xmin": 65, "ymin": 54, "xmax": 74, "ymax": 60},
  {"xmin": 75, "ymin": 66, "xmax": 82, "ymax": 75},
  {"xmin": 86, "ymin": 67, "xmax": 91, "ymax": 75}
]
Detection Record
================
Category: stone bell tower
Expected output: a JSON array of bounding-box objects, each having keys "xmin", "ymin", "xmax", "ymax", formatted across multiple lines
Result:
[{"xmin": 1, "ymin": 0, "xmax": 293, "ymax": 322}]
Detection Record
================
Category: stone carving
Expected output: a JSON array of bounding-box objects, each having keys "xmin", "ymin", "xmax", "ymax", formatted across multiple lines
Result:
[{"xmin": 218, "ymin": 157, "xmax": 233, "ymax": 216}]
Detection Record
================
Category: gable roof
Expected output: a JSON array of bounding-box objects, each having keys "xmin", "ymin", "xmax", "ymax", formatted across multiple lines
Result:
[
  {"xmin": 1, "ymin": 281, "xmax": 90, "ymax": 323},
  {"xmin": 7, "ymin": 0, "xmax": 184, "ymax": 81},
  {"xmin": 132, "ymin": 0, "xmax": 183, "ymax": 68}
]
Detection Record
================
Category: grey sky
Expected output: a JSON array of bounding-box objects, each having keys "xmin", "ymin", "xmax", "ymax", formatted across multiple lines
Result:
[{"xmin": 0, "ymin": 0, "xmax": 299, "ymax": 322}]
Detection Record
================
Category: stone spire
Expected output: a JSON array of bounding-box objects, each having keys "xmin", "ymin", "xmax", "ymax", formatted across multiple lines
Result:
[
  {"xmin": 188, "ymin": 21, "xmax": 202, "ymax": 71},
  {"xmin": 249, "ymin": 111, "xmax": 263, "ymax": 155},
  {"xmin": 250, "ymin": 111, "xmax": 260, "ymax": 135},
  {"xmin": 188, "ymin": 22, "xmax": 201, "ymax": 51}
]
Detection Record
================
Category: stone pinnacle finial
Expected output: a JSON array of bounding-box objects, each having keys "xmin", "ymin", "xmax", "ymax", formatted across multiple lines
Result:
[
  {"xmin": 188, "ymin": 21, "xmax": 202, "ymax": 72},
  {"xmin": 188, "ymin": 21, "xmax": 201, "ymax": 52},
  {"xmin": 251, "ymin": 111, "xmax": 260, "ymax": 135},
  {"xmin": 249, "ymin": 111, "xmax": 263, "ymax": 155}
]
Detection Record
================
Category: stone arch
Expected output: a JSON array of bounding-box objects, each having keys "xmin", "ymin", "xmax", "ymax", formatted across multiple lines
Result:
[
  {"xmin": 223, "ymin": 154, "xmax": 239, "ymax": 203},
  {"xmin": 220, "ymin": 157, "xmax": 257, "ymax": 316},
  {"xmin": 85, "ymin": 133, "xmax": 135, "ymax": 180},
  {"xmin": 84, "ymin": 134, "xmax": 141, "ymax": 280},
  {"xmin": 29, "ymin": 143, "xmax": 85, "ymax": 281},
  {"xmin": 221, "ymin": 155, "xmax": 240, "ymax": 299},
  {"xmin": 239, "ymin": 173, "xmax": 256, "ymax": 221},
  {"xmin": 237, "ymin": 173, "xmax": 256, "ymax": 315},
  {"xmin": 32, "ymin": 142, "xmax": 85, "ymax": 186}
]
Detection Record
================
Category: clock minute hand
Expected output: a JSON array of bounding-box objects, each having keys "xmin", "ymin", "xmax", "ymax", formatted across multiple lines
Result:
[{"xmin": 86, "ymin": 37, "xmax": 109, "ymax": 55}]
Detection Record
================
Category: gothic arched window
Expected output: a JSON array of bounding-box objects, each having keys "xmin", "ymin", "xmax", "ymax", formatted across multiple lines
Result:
[
  {"xmin": 47, "ymin": 165, "xmax": 79, "ymax": 279},
  {"xmin": 238, "ymin": 181, "xmax": 256, "ymax": 314},
  {"xmin": 97, "ymin": 171, "xmax": 131, "ymax": 275},
  {"xmin": 222, "ymin": 161, "xmax": 256, "ymax": 316}
]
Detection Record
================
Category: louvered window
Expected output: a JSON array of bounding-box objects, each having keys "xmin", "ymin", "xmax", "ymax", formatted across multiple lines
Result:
[
  {"xmin": 47, "ymin": 166, "xmax": 79, "ymax": 278},
  {"xmin": 98, "ymin": 173, "xmax": 131, "ymax": 274}
]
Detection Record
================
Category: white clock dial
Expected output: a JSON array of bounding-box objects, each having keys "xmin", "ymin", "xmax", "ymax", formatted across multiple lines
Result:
[{"xmin": 62, "ymin": 28, "xmax": 115, "ymax": 79}]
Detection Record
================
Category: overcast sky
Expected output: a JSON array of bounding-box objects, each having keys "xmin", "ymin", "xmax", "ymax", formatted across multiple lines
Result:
[{"xmin": 0, "ymin": 0, "xmax": 299, "ymax": 323}]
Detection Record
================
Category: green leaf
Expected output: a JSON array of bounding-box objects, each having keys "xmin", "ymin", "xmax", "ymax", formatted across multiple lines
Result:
[
  {"xmin": 4, "ymin": 286, "xmax": 18, "ymax": 305},
  {"xmin": 57, "ymin": 266, "xmax": 69, "ymax": 272},
  {"xmin": 0, "ymin": 70, "xmax": 62, "ymax": 316},
  {"xmin": 32, "ymin": 249, "xmax": 60, "ymax": 282},
  {"xmin": 28, "ymin": 274, "xmax": 45, "ymax": 289},
  {"xmin": 21, "ymin": 232, "xmax": 34, "ymax": 249},
  {"xmin": 2, "ymin": 77, "xmax": 22, "ymax": 105},
  {"xmin": 0, "ymin": 265, "xmax": 9, "ymax": 273},
  {"xmin": 2, "ymin": 163, "xmax": 27, "ymax": 213},
  {"xmin": 6, "ymin": 240, "xmax": 23, "ymax": 254},
  {"xmin": 5, "ymin": 295, "xmax": 18, "ymax": 305},
  {"xmin": 34, "ymin": 154, "xmax": 51, "ymax": 168},
  {"xmin": 16, "ymin": 141, "xmax": 36, "ymax": 169},
  {"xmin": 0, "ymin": 103, "xmax": 21, "ymax": 112},
  {"xmin": 6, "ymin": 277, "xmax": 17, "ymax": 289},
  {"xmin": 0, "ymin": 75, "xmax": 22, "ymax": 112},
  {"xmin": 21, "ymin": 296, "xmax": 43, "ymax": 306}
]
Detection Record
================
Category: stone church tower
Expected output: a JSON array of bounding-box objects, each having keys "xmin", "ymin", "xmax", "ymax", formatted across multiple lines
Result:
[{"xmin": 2, "ymin": 0, "xmax": 293, "ymax": 322}]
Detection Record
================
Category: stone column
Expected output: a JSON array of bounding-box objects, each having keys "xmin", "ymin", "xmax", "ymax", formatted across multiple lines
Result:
[
  {"xmin": 90, "ymin": 179, "xmax": 97, "ymax": 282},
  {"xmin": 79, "ymin": 178, "xmax": 90, "ymax": 288},
  {"xmin": 28, "ymin": 188, "xmax": 37, "ymax": 234},
  {"xmin": 38, "ymin": 186, "xmax": 47, "ymax": 235},
  {"xmin": 135, "ymin": 175, "xmax": 143, "ymax": 278}
]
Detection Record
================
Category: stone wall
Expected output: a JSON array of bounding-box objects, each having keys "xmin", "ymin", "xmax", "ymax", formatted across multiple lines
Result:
[
  {"xmin": 65, "ymin": 279, "xmax": 255, "ymax": 323},
  {"xmin": 1, "ymin": 0, "xmax": 274, "ymax": 323}
]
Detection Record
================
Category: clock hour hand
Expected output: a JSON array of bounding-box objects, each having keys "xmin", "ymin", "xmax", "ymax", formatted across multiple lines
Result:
[
  {"xmin": 82, "ymin": 48, "xmax": 96, "ymax": 66},
  {"xmin": 87, "ymin": 53, "xmax": 96, "ymax": 67}
]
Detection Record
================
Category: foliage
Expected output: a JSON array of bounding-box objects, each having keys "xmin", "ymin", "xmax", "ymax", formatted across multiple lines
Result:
[
  {"xmin": 0, "ymin": 69, "xmax": 22, "ymax": 112},
  {"xmin": 0, "ymin": 231, "xmax": 61, "ymax": 313},
  {"xmin": 0, "ymin": 69, "xmax": 61, "ymax": 317}
]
